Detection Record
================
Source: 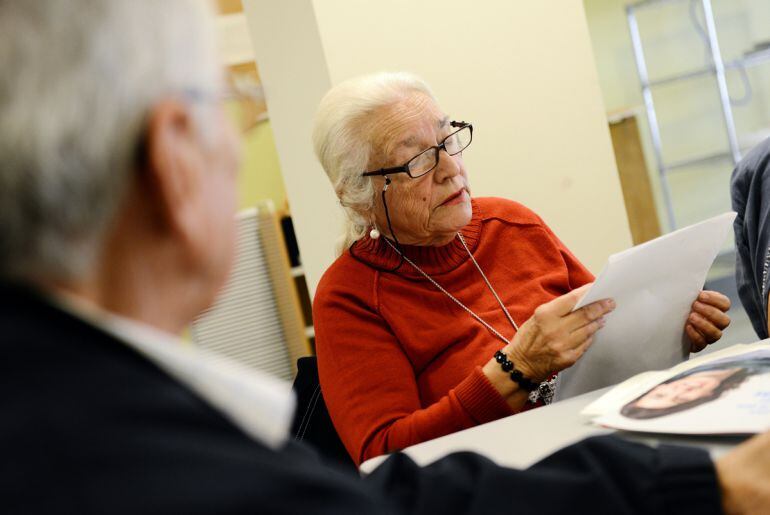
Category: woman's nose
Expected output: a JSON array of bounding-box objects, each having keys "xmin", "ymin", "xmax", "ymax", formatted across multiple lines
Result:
[{"xmin": 432, "ymin": 148, "xmax": 461, "ymax": 183}]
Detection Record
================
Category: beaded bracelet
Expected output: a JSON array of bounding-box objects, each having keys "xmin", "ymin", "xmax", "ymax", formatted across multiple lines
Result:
[{"xmin": 494, "ymin": 350, "xmax": 539, "ymax": 392}]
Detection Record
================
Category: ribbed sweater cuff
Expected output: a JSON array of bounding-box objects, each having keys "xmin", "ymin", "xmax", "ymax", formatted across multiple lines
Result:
[
  {"xmin": 656, "ymin": 444, "xmax": 722, "ymax": 515},
  {"xmin": 454, "ymin": 366, "xmax": 514, "ymax": 424}
]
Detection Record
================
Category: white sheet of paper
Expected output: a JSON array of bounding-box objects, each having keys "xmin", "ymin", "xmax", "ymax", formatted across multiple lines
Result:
[{"xmin": 553, "ymin": 212, "xmax": 737, "ymax": 401}]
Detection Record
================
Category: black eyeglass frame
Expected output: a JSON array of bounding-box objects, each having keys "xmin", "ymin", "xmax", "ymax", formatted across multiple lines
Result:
[{"xmin": 361, "ymin": 120, "xmax": 473, "ymax": 179}]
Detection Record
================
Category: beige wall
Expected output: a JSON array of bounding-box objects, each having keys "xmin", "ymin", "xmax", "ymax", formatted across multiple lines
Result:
[{"xmin": 244, "ymin": 0, "xmax": 632, "ymax": 296}]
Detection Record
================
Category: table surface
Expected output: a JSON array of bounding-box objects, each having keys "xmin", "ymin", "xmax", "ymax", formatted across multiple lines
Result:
[{"xmin": 359, "ymin": 386, "xmax": 748, "ymax": 474}]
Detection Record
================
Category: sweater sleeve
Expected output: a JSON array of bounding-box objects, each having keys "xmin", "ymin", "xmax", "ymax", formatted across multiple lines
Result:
[
  {"xmin": 314, "ymin": 268, "xmax": 513, "ymax": 466},
  {"xmin": 364, "ymin": 435, "xmax": 722, "ymax": 515}
]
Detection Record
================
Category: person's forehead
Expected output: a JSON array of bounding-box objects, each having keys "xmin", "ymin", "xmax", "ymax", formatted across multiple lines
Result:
[
  {"xmin": 397, "ymin": 115, "xmax": 450, "ymax": 147},
  {"xmin": 383, "ymin": 99, "xmax": 448, "ymax": 139}
]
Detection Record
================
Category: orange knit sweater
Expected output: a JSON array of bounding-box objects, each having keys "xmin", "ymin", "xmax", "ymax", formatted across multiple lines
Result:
[{"xmin": 313, "ymin": 197, "xmax": 594, "ymax": 465}]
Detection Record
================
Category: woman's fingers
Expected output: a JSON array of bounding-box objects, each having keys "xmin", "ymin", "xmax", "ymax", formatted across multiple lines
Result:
[
  {"xmin": 686, "ymin": 323, "xmax": 708, "ymax": 353},
  {"xmin": 545, "ymin": 283, "xmax": 594, "ymax": 317},
  {"xmin": 567, "ymin": 317, "xmax": 605, "ymax": 348},
  {"xmin": 686, "ymin": 292, "xmax": 731, "ymax": 352},
  {"xmin": 564, "ymin": 298, "xmax": 615, "ymax": 333},
  {"xmin": 698, "ymin": 290, "xmax": 731, "ymax": 312},
  {"xmin": 688, "ymin": 311, "xmax": 723, "ymax": 344},
  {"xmin": 691, "ymin": 300, "xmax": 731, "ymax": 329},
  {"xmin": 557, "ymin": 321, "xmax": 604, "ymax": 368}
]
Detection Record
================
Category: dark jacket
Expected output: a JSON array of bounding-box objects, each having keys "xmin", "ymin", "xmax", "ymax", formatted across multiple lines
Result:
[
  {"xmin": 0, "ymin": 283, "xmax": 722, "ymax": 514},
  {"xmin": 731, "ymin": 137, "xmax": 770, "ymax": 339}
]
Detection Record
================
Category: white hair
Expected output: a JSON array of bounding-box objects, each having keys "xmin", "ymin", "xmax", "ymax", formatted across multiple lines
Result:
[
  {"xmin": 312, "ymin": 72, "xmax": 436, "ymax": 252},
  {"xmin": 0, "ymin": 0, "xmax": 222, "ymax": 282}
]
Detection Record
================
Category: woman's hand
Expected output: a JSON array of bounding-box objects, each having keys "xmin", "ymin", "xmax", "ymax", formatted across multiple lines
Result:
[
  {"xmin": 505, "ymin": 284, "xmax": 615, "ymax": 382},
  {"xmin": 686, "ymin": 290, "xmax": 731, "ymax": 353}
]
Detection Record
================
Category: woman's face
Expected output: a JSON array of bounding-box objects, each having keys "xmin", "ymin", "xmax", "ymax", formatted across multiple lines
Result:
[
  {"xmin": 632, "ymin": 369, "xmax": 738, "ymax": 409},
  {"xmin": 366, "ymin": 93, "xmax": 472, "ymax": 246}
]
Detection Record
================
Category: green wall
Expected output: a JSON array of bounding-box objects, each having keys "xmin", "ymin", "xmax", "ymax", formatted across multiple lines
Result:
[{"xmin": 238, "ymin": 119, "xmax": 287, "ymax": 212}]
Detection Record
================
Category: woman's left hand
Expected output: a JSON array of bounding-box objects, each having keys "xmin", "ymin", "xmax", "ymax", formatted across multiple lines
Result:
[{"xmin": 686, "ymin": 290, "xmax": 731, "ymax": 353}]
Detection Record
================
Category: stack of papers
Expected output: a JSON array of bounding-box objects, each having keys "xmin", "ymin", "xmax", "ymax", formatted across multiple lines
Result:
[{"xmin": 583, "ymin": 343, "xmax": 770, "ymax": 435}]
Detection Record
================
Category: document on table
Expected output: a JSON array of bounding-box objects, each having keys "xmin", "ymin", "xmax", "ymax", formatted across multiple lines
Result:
[
  {"xmin": 553, "ymin": 212, "xmax": 736, "ymax": 401},
  {"xmin": 582, "ymin": 342, "xmax": 770, "ymax": 435}
]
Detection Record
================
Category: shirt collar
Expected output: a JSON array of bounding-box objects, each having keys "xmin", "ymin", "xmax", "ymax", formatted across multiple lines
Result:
[{"xmin": 51, "ymin": 292, "xmax": 296, "ymax": 450}]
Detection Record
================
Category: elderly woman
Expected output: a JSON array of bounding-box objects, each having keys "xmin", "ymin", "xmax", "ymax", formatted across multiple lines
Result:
[{"xmin": 312, "ymin": 72, "xmax": 731, "ymax": 465}]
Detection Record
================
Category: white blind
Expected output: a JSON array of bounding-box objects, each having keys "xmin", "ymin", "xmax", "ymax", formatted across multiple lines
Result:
[{"xmin": 191, "ymin": 208, "xmax": 299, "ymax": 381}]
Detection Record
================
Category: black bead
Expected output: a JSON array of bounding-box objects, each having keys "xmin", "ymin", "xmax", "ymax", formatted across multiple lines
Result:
[
  {"xmin": 501, "ymin": 360, "xmax": 513, "ymax": 372},
  {"xmin": 495, "ymin": 351, "xmax": 506, "ymax": 364},
  {"xmin": 507, "ymin": 368, "xmax": 539, "ymax": 392},
  {"xmin": 526, "ymin": 379, "xmax": 538, "ymax": 391},
  {"xmin": 524, "ymin": 380, "xmax": 536, "ymax": 391}
]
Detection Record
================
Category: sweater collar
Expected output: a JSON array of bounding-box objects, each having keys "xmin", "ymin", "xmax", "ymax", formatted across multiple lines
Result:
[{"xmin": 349, "ymin": 199, "xmax": 483, "ymax": 277}]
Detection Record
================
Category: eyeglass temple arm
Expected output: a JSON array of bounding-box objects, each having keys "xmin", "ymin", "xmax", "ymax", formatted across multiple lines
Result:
[
  {"xmin": 362, "ymin": 166, "xmax": 408, "ymax": 177},
  {"xmin": 450, "ymin": 120, "xmax": 470, "ymax": 128}
]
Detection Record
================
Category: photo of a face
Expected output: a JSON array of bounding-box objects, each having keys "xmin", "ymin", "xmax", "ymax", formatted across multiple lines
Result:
[
  {"xmin": 631, "ymin": 369, "xmax": 741, "ymax": 410},
  {"xmin": 619, "ymin": 351, "xmax": 770, "ymax": 420}
]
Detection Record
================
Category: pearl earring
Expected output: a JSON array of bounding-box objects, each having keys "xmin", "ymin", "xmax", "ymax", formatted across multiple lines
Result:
[{"xmin": 369, "ymin": 227, "xmax": 381, "ymax": 239}]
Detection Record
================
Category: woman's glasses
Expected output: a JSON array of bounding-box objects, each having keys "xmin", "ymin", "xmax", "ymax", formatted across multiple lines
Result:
[{"xmin": 362, "ymin": 121, "xmax": 473, "ymax": 179}]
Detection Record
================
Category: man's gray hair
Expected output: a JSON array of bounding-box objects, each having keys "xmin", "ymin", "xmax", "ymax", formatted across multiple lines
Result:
[
  {"xmin": 312, "ymin": 72, "xmax": 436, "ymax": 252},
  {"xmin": 0, "ymin": 0, "xmax": 221, "ymax": 282}
]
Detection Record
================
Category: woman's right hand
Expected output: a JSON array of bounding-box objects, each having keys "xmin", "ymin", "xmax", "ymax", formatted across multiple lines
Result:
[{"xmin": 505, "ymin": 284, "xmax": 615, "ymax": 382}]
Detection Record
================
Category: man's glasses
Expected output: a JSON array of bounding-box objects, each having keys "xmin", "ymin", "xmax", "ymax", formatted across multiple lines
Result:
[
  {"xmin": 223, "ymin": 74, "xmax": 267, "ymax": 133},
  {"xmin": 185, "ymin": 75, "xmax": 267, "ymax": 134},
  {"xmin": 362, "ymin": 121, "xmax": 473, "ymax": 179}
]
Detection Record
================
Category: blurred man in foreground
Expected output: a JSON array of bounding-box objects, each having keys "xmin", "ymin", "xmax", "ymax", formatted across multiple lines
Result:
[{"xmin": 0, "ymin": 1, "xmax": 768, "ymax": 513}]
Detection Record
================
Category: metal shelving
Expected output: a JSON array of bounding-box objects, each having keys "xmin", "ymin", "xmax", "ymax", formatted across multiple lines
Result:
[
  {"xmin": 648, "ymin": 48, "xmax": 770, "ymax": 88},
  {"xmin": 627, "ymin": 0, "xmax": 770, "ymax": 229}
]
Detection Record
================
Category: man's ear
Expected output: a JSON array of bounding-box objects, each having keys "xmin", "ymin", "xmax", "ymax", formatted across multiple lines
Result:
[{"xmin": 142, "ymin": 98, "xmax": 203, "ymax": 240}]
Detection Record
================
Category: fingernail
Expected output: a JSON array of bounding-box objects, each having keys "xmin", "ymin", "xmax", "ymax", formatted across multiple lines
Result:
[
  {"xmin": 606, "ymin": 299, "xmax": 616, "ymax": 310},
  {"xmin": 598, "ymin": 317, "xmax": 606, "ymax": 327}
]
